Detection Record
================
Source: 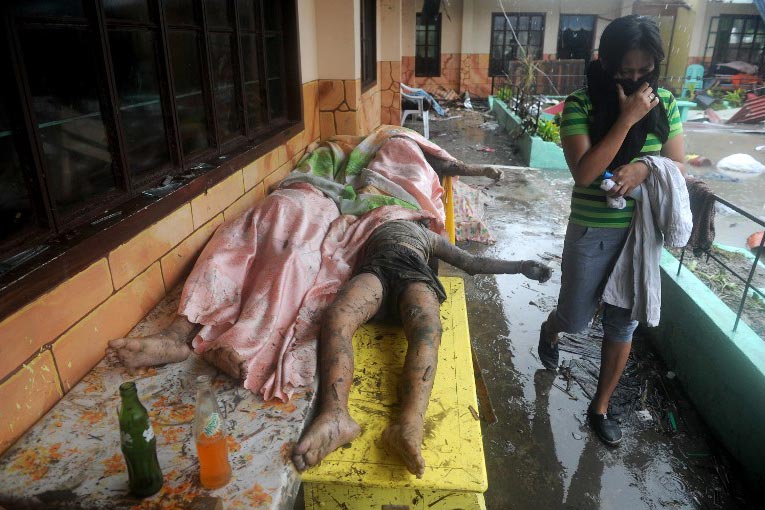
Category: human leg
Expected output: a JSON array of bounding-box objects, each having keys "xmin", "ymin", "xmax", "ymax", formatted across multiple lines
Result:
[
  {"xmin": 292, "ymin": 273, "xmax": 384, "ymax": 471},
  {"xmin": 107, "ymin": 315, "xmax": 197, "ymax": 372},
  {"xmin": 381, "ymin": 282, "xmax": 442, "ymax": 478}
]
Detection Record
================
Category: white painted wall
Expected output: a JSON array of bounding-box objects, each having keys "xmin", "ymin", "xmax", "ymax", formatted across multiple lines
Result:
[{"xmin": 298, "ymin": 0, "xmax": 318, "ymax": 82}]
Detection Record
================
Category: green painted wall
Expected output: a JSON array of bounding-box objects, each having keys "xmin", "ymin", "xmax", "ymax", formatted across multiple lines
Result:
[
  {"xmin": 489, "ymin": 97, "xmax": 567, "ymax": 170},
  {"xmin": 649, "ymin": 250, "xmax": 765, "ymax": 484}
]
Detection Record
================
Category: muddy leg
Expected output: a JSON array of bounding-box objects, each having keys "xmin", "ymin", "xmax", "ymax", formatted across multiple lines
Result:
[
  {"xmin": 107, "ymin": 315, "xmax": 197, "ymax": 373},
  {"xmin": 292, "ymin": 273, "xmax": 384, "ymax": 471},
  {"xmin": 382, "ymin": 282, "xmax": 442, "ymax": 478}
]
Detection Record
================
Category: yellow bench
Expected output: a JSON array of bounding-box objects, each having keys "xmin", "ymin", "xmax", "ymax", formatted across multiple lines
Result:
[{"xmin": 302, "ymin": 277, "xmax": 487, "ymax": 509}]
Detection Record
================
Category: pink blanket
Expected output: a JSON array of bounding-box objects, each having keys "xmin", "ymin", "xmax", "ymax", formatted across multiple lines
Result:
[{"xmin": 179, "ymin": 130, "xmax": 448, "ymax": 401}]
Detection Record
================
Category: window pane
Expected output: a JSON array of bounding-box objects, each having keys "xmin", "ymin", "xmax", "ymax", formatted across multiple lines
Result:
[
  {"xmin": 16, "ymin": 0, "xmax": 84, "ymax": 17},
  {"xmin": 0, "ymin": 92, "xmax": 36, "ymax": 241},
  {"xmin": 265, "ymin": 34, "xmax": 283, "ymax": 79},
  {"xmin": 20, "ymin": 29, "xmax": 116, "ymax": 215},
  {"xmin": 205, "ymin": 0, "xmax": 231, "ymax": 28},
  {"xmin": 103, "ymin": 0, "xmax": 150, "ymax": 21},
  {"xmin": 428, "ymin": 30, "xmax": 437, "ymax": 46},
  {"xmin": 169, "ymin": 31, "xmax": 211, "ymax": 155},
  {"xmin": 517, "ymin": 31, "xmax": 528, "ymax": 45},
  {"xmin": 267, "ymin": 79, "xmax": 284, "ymax": 119},
  {"xmin": 109, "ymin": 30, "xmax": 170, "ymax": 177},
  {"xmin": 238, "ymin": 0, "xmax": 257, "ymax": 30},
  {"xmin": 530, "ymin": 31, "xmax": 541, "ymax": 47},
  {"xmin": 492, "ymin": 31, "xmax": 504, "ymax": 48},
  {"xmin": 531, "ymin": 16, "xmax": 542, "ymax": 31},
  {"xmin": 518, "ymin": 16, "xmax": 529, "ymax": 31},
  {"xmin": 210, "ymin": 33, "xmax": 242, "ymax": 140},
  {"xmin": 241, "ymin": 34, "xmax": 265, "ymax": 130},
  {"xmin": 416, "ymin": 30, "xmax": 426, "ymax": 46},
  {"xmin": 165, "ymin": 0, "xmax": 196, "ymax": 25},
  {"xmin": 263, "ymin": 1, "xmax": 282, "ymax": 31}
]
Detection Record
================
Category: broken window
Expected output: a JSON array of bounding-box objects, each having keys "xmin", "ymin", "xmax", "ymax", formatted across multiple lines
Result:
[
  {"xmin": 705, "ymin": 15, "xmax": 765, "ymax": 74},
  {"xmin": 557, "ymin": 14, "xmax": 595, "ymax": 62}
]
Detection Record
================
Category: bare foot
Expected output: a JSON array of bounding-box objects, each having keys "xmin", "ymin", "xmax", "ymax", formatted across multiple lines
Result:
[
  {"xmin": 201, "ymin": 347, "xmax": 247, "ymax": 381},
  {"xmin": 107, "ymin": 334, "xmax": 190, "ymax": 372},
  {"xmin": 382, "ymin": 420, "xmax": 426, "ymax": 478},
  {"xmin": 291, "ymin": 410, "xmax": 361, "ymax": 472}
]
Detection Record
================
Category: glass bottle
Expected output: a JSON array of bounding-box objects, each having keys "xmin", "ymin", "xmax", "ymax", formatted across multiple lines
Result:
[
  {"xmin": 118, "ymin": 381, "xmax": 164, "ymax": 497},
  {"xmin": 193, "ymin": 375, "xmax": 232, "ymax": 489}
]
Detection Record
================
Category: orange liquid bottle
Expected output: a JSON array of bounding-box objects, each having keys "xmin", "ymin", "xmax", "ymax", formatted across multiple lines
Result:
[{"xmin": 194, "ymin": 375, "xmax": 232, "ymax": 489}]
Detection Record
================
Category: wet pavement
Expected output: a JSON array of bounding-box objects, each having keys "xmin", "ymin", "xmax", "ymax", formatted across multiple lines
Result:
[{"xmin": 427, "ymin": 108, "xmax": 759, "ymax": 509}]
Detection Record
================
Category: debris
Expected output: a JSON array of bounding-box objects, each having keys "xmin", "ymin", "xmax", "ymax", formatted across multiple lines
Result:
[
  {"xmin": 756, "ymin": 145, "xmax": 765, "ymax": 152},
  {"xmin": 726, "ymin": 93, "xmax": 765, "ymax": 124},
  {"xmin": 572, "ymin": 432, "xmax": 583, "ymax": 440},
  {"xmin": 668, "ymin": 411, "xmax": 678, "ymax": 432},
  {"xmin": 686, "ymin": 155, "xmax": 712, "ymax": 167},
  {"xmin": 463, "ymin": 91, "xmax": 473, "ymax": 110},
  {"xmin": 552, "ymin": 382, "xmax": 578, "ymax": 400},
  {"xmin": 636, "ymin": 409, "xmax": 653, "ymax": 422},
  {"xmin": 468, "ymin": 405, "xmax": 480, "ymax": 421},
  {"xmin": 747, "ymin": 231, "xmax": 764, "ymax": 254},
  {"xmin": 473, "ymin": 146, "xmax": 495, "ymax": 153},
  {"xmin": 666, "ymin": 371, "xmax": 676, "ymax": 380},
  {"xmin": 479, "ymin": 121, "xmax": 500, "ymax": 131},
  {"xmin": 716, "ymin": 153, "xmax": 765, "ymax": 175}
]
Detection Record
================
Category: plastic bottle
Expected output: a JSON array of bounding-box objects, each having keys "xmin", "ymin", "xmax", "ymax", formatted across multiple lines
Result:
[
  {"xmin": 118, "ymin": 381, "xmax": 164, "ymax": 497},
  {"xmin": 194, "ymin": 375, "xmax": 232, "ymax": 489}
]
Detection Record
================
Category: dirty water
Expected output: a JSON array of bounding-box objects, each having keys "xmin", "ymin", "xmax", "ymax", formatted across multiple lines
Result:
[{"xmin": 430, "ymin": 108, "xmax": 758, "ymax": 509}]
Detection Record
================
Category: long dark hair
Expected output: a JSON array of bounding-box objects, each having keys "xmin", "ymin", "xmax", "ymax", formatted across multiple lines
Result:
[{"xmin": 585, "ymin": 15, "xmax": 669, "ymax": 171}]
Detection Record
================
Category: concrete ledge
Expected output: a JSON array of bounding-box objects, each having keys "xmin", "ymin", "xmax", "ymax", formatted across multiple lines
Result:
[
  {"xmin": 648, "ymin": 249, "xmax": 765, "ymax": 483},
  {"xmin": 488, "ymin": 96, "xmax": 567, "ymax": 170}
]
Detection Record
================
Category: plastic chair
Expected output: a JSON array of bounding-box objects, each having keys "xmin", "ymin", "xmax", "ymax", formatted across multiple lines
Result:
[
  {"xmin": 680, "ymin": 64, "xmax": 704, "ymax": 99},
  {"xmin": 400, "ymin": 84, "xmax": 430, "ymax": 139}
]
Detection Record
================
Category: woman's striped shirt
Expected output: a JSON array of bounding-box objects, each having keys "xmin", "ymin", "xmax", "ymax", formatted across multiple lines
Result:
[{"xmin": 559, "ymin": 87, "xmax": 683, "ymax": 228}]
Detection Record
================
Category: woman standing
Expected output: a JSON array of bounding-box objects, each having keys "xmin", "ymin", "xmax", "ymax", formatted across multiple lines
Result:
[{"xmin": 537, "ymin": 15, "xmax": 685, "ymax": 446}]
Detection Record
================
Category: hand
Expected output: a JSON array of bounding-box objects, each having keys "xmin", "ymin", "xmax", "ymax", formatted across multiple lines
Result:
[
  {"xmin": 521, "ymin": 261, "xmax": 552, "ymax": 283},
  {"xmin": 608, "ymin": 161, "xmax": 650, "ymax": 197},
  {"xmin": 617, "ymin": 82, "xmax": 660, "ymax": 128}
]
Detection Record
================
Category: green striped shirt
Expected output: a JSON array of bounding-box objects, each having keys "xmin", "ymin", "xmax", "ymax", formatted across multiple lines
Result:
[{"xmin": 560, "ymin": 87, "xmax": 683, "ymax": 228}]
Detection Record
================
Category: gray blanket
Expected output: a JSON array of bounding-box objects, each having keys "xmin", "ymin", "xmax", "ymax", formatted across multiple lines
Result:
[{"xmin": 602, "ymin": 156, "xmax": 692, "ymax": 327}]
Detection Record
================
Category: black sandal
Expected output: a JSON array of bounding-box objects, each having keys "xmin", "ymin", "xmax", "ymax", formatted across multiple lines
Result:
[{"xmin": 537, "ymin": 321, "xmax": 559, "ymax": 370}]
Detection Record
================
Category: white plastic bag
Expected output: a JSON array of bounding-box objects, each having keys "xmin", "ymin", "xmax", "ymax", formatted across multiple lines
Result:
[{"xmin": 716, "ymin": 153, "xmax": 765, "ymax": 175}]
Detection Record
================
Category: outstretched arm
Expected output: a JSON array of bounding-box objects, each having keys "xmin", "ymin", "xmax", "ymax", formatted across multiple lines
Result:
[{"xmin": 428, "ymin": 231, "xmax": 551, "ymax": 282}]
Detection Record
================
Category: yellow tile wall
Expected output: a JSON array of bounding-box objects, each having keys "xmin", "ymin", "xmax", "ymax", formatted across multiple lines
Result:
[{"xmin": 0, "ymin": 80, "xmax": 321, "ymax": 456}]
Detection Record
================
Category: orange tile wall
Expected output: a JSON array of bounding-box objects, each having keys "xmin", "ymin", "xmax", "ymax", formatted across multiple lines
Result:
[
  {"xmin": 401, "ymin": 53, "xmax": 492, "ymax": 98},
  {"xmin": 0, "ymin": 80, "xmax": 321, "ymax": 456}
]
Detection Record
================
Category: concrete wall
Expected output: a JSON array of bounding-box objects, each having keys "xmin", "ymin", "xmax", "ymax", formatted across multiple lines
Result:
[{"xmin": 649, "ymin": 250, "xmax": 765, "ymax": 484}]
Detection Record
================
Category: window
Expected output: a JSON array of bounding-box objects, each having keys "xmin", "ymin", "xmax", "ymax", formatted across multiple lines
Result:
[
  {"xmin": 360, "ymin": 0, "xmax": 376, "ymax": 90},
  {"xmin": 415, "ymin": 12, "xmax": 441, "ymax": 77},
  {"xmin": 557, "ymin": 15, "xmax": 595, "ymax": 61},
  {"xmin": 0, "ymin": 0, "xmax": 299, "ymax": 267},
  {"xmin": 489, "ymin": 13, "xmax": 545, "ymax": 76},
  {"xmin": 705, "ymin": 15, "xmax": 765, "ymax": 72}
]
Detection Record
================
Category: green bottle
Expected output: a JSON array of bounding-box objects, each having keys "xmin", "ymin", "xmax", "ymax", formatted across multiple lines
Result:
[{"xmin": 118, "ymin": 381, "xmax": 164, "ymax": 497}]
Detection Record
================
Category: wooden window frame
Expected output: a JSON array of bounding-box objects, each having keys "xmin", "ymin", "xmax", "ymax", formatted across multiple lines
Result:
[
  {"xmin": 415, "ymin": 12, "xmax": 441, "ymax": 77},
  {"xmin": 0, "ymin": 0, "xmax": 303, "ymax": 321},
  {"xmin": 360, "ymin": 0, "xmax": 377, "ymax": 92},
  {"xmin": 489, "ymin": 12, "xmax": 545, "ymax": 77}
]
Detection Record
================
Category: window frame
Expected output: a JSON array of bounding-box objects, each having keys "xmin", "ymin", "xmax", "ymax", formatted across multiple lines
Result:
[
  {"xmin": 489, "ymin": 12, "xmax": 546, "ymax": 77},
  {"xmin": 0, "ymin": 0, "xmax": 303, "ymax": 321},
  {"xmin": 360, "ymin": 0, "xmax": 377, "ymax": 92},
  {"xmin": 415, "ymin": 12, "xmax": 441, "ymax": 77},
  {"xmin": 706, "ymin": 14, "xmax": 765, "ymax": 74},
  {"xmin": 556, "ymin": 14, "xmax": 595, "ymax": 61}
]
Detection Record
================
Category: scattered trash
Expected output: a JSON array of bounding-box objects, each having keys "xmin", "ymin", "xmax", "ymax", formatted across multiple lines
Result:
[
  {"xmin": 668, "ymin": 411, "xmax": 678, "ymax": 432},
  {"xmin": 572, "ymin": 432, "xmax": 583, "ymax": 440},
  {"xmin": 716, "ymin": 153, "xmax": 765, "ymax": 176},
  {"xmin": 478, "ymin": 147, "xmax": 495, "ymax": 153},
  {"xmin": 666, "ymin": 371, "xmax": 676, "ymax": 380},
  {"xmin": 463, "ymin": 91, "xmax": 473, "ymax": 110},
  {"xmin": 430, "ymin": 114, "xmax": 462, "ymax": 122},
  {"xmin": 746, "ymin": 231, "xmax": 764, "ymax": 254},
  {"xmin": 468, "ymin": 405, "xmax": 480, "ymax": 421},
  {"xmin": 686, "ymin": 154, "xmax": 712, "ymax": 167},
  {"xmin": 756, "ymin": 145, "xmax": 765, "ymax": 152},
  {"xmin": 636, "ymin": 409, "xmax": 653, "ymax": 422},
  {"xmin": 479, "ymin": 121, "xmax": 500, "ymax": 131}
]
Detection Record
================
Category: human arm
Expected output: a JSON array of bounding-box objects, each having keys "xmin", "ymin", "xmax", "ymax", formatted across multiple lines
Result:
[
  {"xmin": 562, "ymin": 83, "xmax": 660, "ymax": 187},
  {"xmin": 428, "ymin": 232, "xmax": 551, "ymax": 281}
]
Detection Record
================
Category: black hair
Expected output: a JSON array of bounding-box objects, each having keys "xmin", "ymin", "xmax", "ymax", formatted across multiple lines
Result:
[
  {"xmin": 582, "ymin": 15, "xmax": 669, "ymax": 170},
  {"xmin": 598, "ymin": 15, "xmax": 665, "ymax": 78}
]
